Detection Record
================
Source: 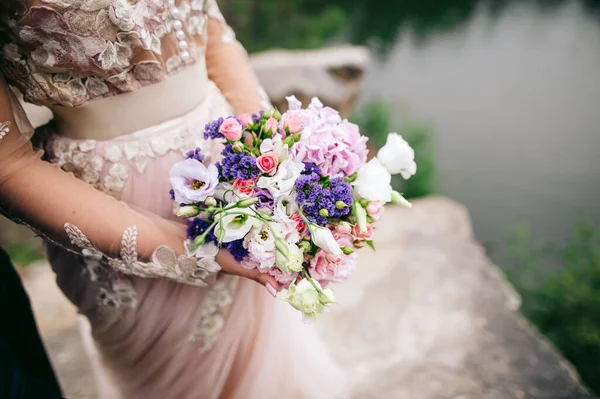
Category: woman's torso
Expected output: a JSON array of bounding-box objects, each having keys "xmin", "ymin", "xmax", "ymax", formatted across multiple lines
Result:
[{"xmin": 0, "ymin": 0, "xmax": 233, "ymax": 137}]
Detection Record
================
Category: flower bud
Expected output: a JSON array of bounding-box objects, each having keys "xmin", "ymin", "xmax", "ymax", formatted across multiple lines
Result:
[
  {"xmin": 391, "ymin": 190, "xmax": 412, "ymax": 208},
  {"xmin": 232, "ymin": 143, "xmax": 244, "ymax": 153},
  {"xmin": 355, "ymin": 203, "xmax": 368, "ymax": 234},
  {"xmin": 176, "ymin": 205, "xmax": 200, "ymax": 218},
  {"xmin": 236, "ymin": 197, "xmax": 258, "ymax": 208},
  {"xmin": 204, "ymin": 197, "xmax": 217, "ymax": 207},
  {"xmin": 341, "ymin": 246, "xmax": 354, "ymax": 255},
  {"xmin": 216, "ymin": 224, "xmax": 225, "ymax": 243},
  {"xmin": 335, "ymin": 201, "xmax": 348, "ymax": 210},
  {"xmin": 275, "ymin": 237, "xmax": 289, "ymax": 259},
  {"xmin": 318, "ymin": 288, "xmax": 336, "ymax": 305},
  {"xmin": 193, "ymin": 234, "xmax": 206, "ymax": 248},
  {"xmin": 319, "ymin": 208, "xmax": 329, "ymax": 218},
  {"xmin": 299, "ymin": 240, "xmax": 312, "ymax": 252},
  {"xmin": 336, "ymin": 222, "xmax": 352, "ymax": 235},
  {"xmin": 273, "ymin": 109, "xmax": 282, "ymax": 120},
  {"xmin": 359, "ymin": 198, "xmax": 370, "ymax": 208},
  {"xmin": 367, "ymin": 215, "xmax": 375, "ymax": 224},
  {"xmin": 353, "ymin": 239, "xmax": 366, "ymax": 248},
  {"xmin": 262, "ymin": 108, "xmax": 274, "ymax": 119},
  {"xmin": 344, "ymin": 173, "xmax": 357, "ymax": 183}
]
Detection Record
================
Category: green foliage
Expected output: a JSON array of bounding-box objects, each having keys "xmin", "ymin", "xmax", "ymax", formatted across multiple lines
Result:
[
  {"xmin": 6, "ymin": 242, "xmax": 44, "ymax": 268},
  {"xmin": 350, "ymin": 101, "xmax": 437, "ymax": 199},
  {"xmin": 221, "ymin": 1, "xmax": 347, "ymax": 53},
  {"xmin": 507, "ymin": 220, "xmax": 600, "ymax": 394},
  {"xmin": 223, "ymin": 0, "xmax": 600, "ymax": 54}
]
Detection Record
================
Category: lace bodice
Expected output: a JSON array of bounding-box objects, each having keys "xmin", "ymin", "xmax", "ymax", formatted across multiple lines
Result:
[{"xmin": 0, "ymin": 0, "xmax": 233, "ymax": 107}]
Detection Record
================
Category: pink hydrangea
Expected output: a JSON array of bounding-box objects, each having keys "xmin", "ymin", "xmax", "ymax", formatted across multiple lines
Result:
[{"xmin": 286, "ymin": 98, "xmax": 368, "ymax": 178}]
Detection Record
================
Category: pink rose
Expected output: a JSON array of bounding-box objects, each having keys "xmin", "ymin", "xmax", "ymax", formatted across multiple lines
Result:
[
  {"xmin": 238, "ymin": 113, "xmax": 253, "ymax": 127},
  {"xmin": 256, "ymin": 152, "xmax": 279, "ymax": 176},
  {"xmin": 265, "ymin": 117, "xmax": 279, "ymax": 135},
  {"xmin": 284, "ymin": 112, "xmax": 304, "ymax": 133},
  {"xmin": 366, "ymin": 201, "xmax": 382, "ymax": 221},
  {"xmin": 336, "ymin": 222, "xmax": 352, "ymax": 235},
  {"xmin": 219, "ymin": 117, "xmax": 243, "ymax": 141},
  {"xmin": 233, "ymin": 178, "xmax": 256, "ymax": 196},
  {"xmin": 353, "ymin": 223, "xmax": 374, "ymax": 240},
  {"xmin": 290, "ymin": 213, "xmax": 307, "ymax": 235}
]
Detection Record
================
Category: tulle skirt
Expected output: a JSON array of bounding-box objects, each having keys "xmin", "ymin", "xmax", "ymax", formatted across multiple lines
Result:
[{"xmin": 44, "ymin": 82, "xmax": 348, "ymax": 399}]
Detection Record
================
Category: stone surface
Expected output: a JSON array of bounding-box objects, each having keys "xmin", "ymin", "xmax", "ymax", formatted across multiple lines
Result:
[
  {"xmin": 22, "ymin": 197, "xmax": 594, "ymax": 398},
  {"xmin": 250, "ymin": 46, "xmax": 370, "ymax": 117}
]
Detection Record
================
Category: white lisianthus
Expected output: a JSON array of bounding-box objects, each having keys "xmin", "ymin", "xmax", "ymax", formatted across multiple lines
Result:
[
  {"xmin": 213, "ymin": 182, "xmax": 237, "ymax": 203},
  {"xmin": 259, "ymin": 136, "xmax": 289, "ymax": 161},
  {"xmin": 352, "ymin": 158, "xmax": 393, "ymax": 203},
  {"xmin": 243, "ymin": 222, "xmax": 280, "ymax": 272},
  {"xmin": 318, "ymin": 287, "xmax": 337, "ymax": 306},
  {"xmin": 274, "ymin": 193, "xmax": 301, "ymax": 243},
  {"xmin": 276, "ymin": 243, "xmax": 304, "ymax": 274},
  {"xmin": 308, "ymin": 224, "xmax": 342, "ymax": 256},
  {"xmin": 257, "ymin": 160, "xmax": 305, "ymax": 199},
  {"xmin": 216, "ymin": 208, "xmax": 256, "ymax": 243},
  {"xmin": 278, "ymin": 278, "xmax": 328, "ymax": 322},
  {"xmin": 377, "ymin": 133, "xmax": 417, "ymax": 179}
]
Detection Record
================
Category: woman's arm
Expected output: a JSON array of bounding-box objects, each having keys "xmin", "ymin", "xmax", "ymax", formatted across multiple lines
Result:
[
  {"xmin": 0, "ymin": 79, "xmax": 280, "ymax": 291},
  {"xmin": 204, "ymin": 2, "xmax": 271, "ymax": 115}
]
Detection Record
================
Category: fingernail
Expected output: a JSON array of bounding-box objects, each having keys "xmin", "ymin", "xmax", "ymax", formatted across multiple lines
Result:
[{"xmin": 265, "ymin": 283, "xmax": 277, "ymax": 298}]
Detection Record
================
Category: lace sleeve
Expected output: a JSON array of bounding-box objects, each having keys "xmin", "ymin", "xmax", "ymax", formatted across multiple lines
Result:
[
  {"xmin": 204, "ymin": 0, "xmax": 272, "ymax": 114},
  {"xmin": 0, "ymin": 78, "xmax": 219, "ymax": 287}
]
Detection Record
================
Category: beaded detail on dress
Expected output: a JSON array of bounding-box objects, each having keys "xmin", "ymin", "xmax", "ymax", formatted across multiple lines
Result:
[{"xmin": 0, "ymin": 0, "xmax": 233, "ymax": 107}]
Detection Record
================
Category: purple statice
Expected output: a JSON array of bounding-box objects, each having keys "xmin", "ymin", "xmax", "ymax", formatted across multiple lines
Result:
[
  {"xmin": 204, "ymin": 117, "xmax": 225, "ymax": 140},
  {"xmin": 186, "ymin": 218, "xmax": 217, "ymax": 243},
  {"xmin": 254, "ymin": 187, "xmax": 274, "ymax": 211},
  {"xmin": 169, "ymin": 189, "xmax": 175, "ymax": 201},
  {"xmin": 218, "ymin": 144, "xmax": 259, "ymax": 180},
  {"xmin": 302, "ymin": 162, "xmax": 322, "ymax": 175},
  {"xmin": 226, "ymin": 239, "xmax": 249, "ymax": 262},
  {"xmin": 185, "ymin": 147, "xmax": 205, "ymax": 162},
  {"xmin": 252, "ymin": 111, "xmax": 265, "ymax": 125},
  {"xmin": 295, "ymin": 173, "xmax": 353, "ymax": 225}
]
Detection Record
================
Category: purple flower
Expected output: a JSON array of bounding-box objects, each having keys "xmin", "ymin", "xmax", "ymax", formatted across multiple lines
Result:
[
  {"xmin": 218, "ymin": 144, "xmax": 260, "ymax": 180},
  {"xmin": 169, "ymin": 159, "xmax": 219, "ymax": 205},
  {"xmin": 252, "ymin": 111, "xmax": 265, "ymax": 125},
  {"xmin": 187, "ymin": 218, "xmax": 217, "ymax": 242},
  {"xmin": 169, "ymin": 189, "xmax": 175, "ymax": 201},
  {"xmin": 295, "ymin": 172, "xmax": 353, "ymax": 225},
  {"xmin": 254, "ymin": 187, "xmax": 275, "ymax": 211},
  {"xmin": 186, "ymin": 147, "xmax": 205, "ymax": 162},
  {"xmin": 226, "ymin": 239, "xmax": 249, "ymax": 262},
  {"xmin": 204, "ymin": 117, "xmax": 225, "ymax": 140},
  {"xmin": 302, "ymin": 162, "xmax": 322, "ymax": 175}
]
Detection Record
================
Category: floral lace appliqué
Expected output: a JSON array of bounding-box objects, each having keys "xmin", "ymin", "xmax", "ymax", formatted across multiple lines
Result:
[
  {"xmin": 64, "ymin": 223, "xmax": 220, "ymax": 287},
  {"xmin": 0, "ymin": 121, "xmax": 10, "ymax": 143},
  {"xmin": 190, "ymin": 276, "xmax": 238, "ymax": 352},
  {"xmin": 0, "ymin": 0, "xmax": 237, "ymax": 107}
]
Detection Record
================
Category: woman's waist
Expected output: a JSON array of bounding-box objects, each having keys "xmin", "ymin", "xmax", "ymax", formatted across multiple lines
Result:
[{"xmin": 50, "ymin": 62, "xmax": 212, "ymax": 141}]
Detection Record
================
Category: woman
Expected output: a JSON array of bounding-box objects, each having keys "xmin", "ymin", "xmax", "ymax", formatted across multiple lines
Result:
[{"xmin": 0, "ymin": 1, "xmax": 347, "ymax": 398}]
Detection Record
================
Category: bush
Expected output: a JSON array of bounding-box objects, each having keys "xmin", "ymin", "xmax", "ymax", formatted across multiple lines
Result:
[
  {"xmin": 507, "ymin": 220, "xmax": 600, "ymax": 394},
  {"xmin": 350, "ymin": 100, "xmax": 437, "ymax": 199}
]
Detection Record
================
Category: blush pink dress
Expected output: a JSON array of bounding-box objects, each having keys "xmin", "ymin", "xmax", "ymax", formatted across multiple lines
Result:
[{"xmin": 0, "ymin": 1, "xmax": 347, "ymax": 398}]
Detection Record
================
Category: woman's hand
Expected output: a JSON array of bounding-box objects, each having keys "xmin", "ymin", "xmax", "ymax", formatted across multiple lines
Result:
[{"xmin": 216, "ymin": 248, "xmax": 281, "ymax": 297}]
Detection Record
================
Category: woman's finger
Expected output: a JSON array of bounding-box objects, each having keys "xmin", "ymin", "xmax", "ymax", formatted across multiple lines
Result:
[{"xmin": 216, "ymin": 248, "xmax": 281, "ymax": 296}]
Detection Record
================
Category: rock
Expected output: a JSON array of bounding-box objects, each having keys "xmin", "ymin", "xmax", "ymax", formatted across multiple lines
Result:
[
  {"xmin": 250, "ymin": 46, "xmax": 370, "ymax": 117},
  {"xmin": 318, "ymin": 197, "xmax": 593, "ymax": 398},
  {"xmin": 21, "ymin": 196, "xmax": 592, "ymax": 398}
]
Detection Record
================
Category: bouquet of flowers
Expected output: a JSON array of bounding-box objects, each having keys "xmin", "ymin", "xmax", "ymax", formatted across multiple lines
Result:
[{"xmin": 169, "ymin": 96, "xmax": 416, "ymax": 321}]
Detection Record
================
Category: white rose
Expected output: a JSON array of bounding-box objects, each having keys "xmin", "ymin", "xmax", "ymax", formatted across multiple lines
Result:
[
  {"xmin": 308, "ymin": 225, "xmax": 342, "ymax": 256},
  {"xmin": 377, "ymin": 133, "xmax": 417, "ymax": 179},
  {"xmin": 279, "ymin": 278, "xmax": 325, "ymax": 322},
  {"xmin": 352, "ymin": 158, "xmax": 393, "ymax": 203},
  {"xmin": 276, "ymin": 243, "xmax": 304, "ymax": 274},
  {"xmin": 217, "ymin": 208, "xmax": 256, "ymax": 243},
  {"xmin": 256, "ymin": 159, "xmax": 304, "ymax": 199}
]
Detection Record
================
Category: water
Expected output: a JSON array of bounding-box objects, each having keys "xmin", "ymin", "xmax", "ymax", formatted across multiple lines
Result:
[{"xmin": 359, "ymin": 1, "xmax": 600, "ymax": 262}]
